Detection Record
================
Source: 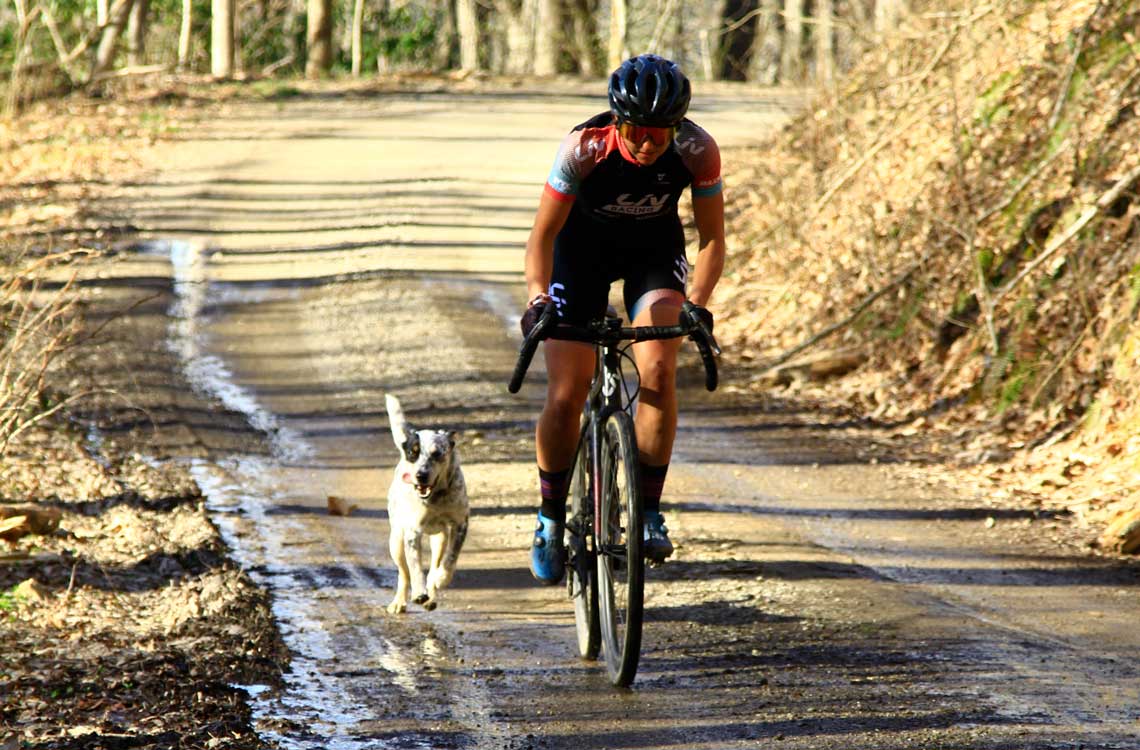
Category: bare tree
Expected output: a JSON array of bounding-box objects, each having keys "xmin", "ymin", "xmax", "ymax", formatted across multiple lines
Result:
[
  {"xmin": 306, "ymin": 0, "xmax": 333, "ymax": 78},
  {"xmin": 608, "ymin": 0, "xmax": 627, "ymax": 70},
  {"xmin": 351, "ymin": 0, "xmax": 366, "ymax": 75},
  {"xmin": 433, "ymin": 0, "xmax": 457, "ymax": 70},
  {"xmin": 749, "ymin": 0, "xmax": 780, "ymax": 84},
  {"xmin": 90, "ymin": 0, "xmax": 136, "ymax": 79},
  {"xmin": 780, "ymin": 0, "xmax": 804, "ymax": 83},
  {"xmin": 568, "ymin": 0, "xmax": 602, "ymax": 75},
  {"xmin": 533, "ymin": 0, "xmax": 558, "ymax": 75},
  {"xmin": 211, "ymin": 0, "xmax": 235, "ymax": 77},
  {"xmin": 456, "ymin": 0, "xmax": 479, "ymax": 70},
  {"xmin": 177, "ymin": 0, "xmax": 193, "ymax": 71},
  {"xmin": 815, "ymin": 0, "xmax": 835, "ymax": 84},
  {"xmin": 126, "ymin": 0, "xmax": 149, "ymax": 66}
]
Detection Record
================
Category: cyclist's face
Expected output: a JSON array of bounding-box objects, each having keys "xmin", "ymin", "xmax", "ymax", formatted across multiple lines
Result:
[{"xmin": 618, "ymin": 121, "xmax": 674, "ymax": 165}]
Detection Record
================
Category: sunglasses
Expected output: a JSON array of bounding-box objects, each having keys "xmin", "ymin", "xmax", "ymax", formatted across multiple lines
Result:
[{"xmin": 618, "ymin": 120, "xmax": 676, "ymax": 146}]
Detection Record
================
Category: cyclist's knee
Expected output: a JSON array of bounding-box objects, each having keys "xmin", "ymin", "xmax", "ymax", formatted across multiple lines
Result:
[
  {"xmin": 638, "ymin": 354, "xmax": 678, "ymax": 392},
  {"xmin": 544, "ymin": 390, "xmax": 586, "ymax": 425}
]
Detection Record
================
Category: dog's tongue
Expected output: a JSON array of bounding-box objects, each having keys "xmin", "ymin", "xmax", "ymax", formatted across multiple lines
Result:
[{"xmin": 402, "ymin": 472, "xmax": 414, "ymax": 484}]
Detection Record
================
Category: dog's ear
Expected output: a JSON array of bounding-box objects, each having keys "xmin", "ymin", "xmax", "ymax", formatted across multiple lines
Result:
[
  {"xmin": 386, "ymin": 393, "xmax": 408, "ymax": 451},
  {"xmin": 448, "ymin": 430, "xmax": 458, "ymax": 448}
]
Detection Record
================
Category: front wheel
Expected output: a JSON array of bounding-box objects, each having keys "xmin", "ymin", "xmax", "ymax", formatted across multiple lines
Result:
[
  {"xmin": 596, "ymin": 411, "xmax": 644, "ymax": 687},
  {"xmin": 567, "ymin": 428, "xmax": 599, "ymax": 660}
]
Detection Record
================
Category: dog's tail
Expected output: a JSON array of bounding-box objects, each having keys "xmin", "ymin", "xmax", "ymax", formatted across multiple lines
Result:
[{"xmin": 385, "ymin": 393, "xmax": 407, "ymax": 447}]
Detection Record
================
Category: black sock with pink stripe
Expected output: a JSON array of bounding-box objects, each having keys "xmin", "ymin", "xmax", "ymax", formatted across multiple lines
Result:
[
  {"xmin": 640, "ymin": 462, "xmax": 669, "ymax": 515},
  {"xmin": 538, "ymin": 467, "xmax": 570, "ymax": 524}
]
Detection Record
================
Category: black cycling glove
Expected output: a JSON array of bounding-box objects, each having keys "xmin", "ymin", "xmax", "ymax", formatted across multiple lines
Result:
[
  {"xmin": 521, "ymin": 303, "xmax": 547, "ymax": 338},
  {"xmin": 682, "ymin": 302, "xmax": 714, "ymax": 335}
]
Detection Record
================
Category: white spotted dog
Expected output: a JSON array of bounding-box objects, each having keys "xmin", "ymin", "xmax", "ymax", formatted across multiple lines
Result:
[{"xmin": 384, "ymin": 394, "xmax": 469, "ymax": 614}]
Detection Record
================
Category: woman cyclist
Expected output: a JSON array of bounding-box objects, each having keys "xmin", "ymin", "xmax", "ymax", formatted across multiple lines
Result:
[{"xmin": 521, "ymin": 54, "xmax": 726, "ymax": 584}]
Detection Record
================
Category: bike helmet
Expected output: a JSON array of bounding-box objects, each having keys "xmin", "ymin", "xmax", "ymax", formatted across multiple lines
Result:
[{"xmin": 608, "ymin": 54, "xmax": 691, "ymax": 128}]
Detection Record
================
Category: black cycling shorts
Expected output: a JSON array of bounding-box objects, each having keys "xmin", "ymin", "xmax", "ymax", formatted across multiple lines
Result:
[{"xmin": 548, "ymin": 216, "xmax": 688, "ymax": 325}]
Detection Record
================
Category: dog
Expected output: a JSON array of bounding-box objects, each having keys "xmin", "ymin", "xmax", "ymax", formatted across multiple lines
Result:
[{"xmin": 384, "ymin": 393, "xmax": 469, "ymax": 614}]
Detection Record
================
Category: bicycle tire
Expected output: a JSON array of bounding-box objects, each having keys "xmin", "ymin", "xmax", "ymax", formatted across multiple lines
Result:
[
  {"xmin": 596, "ymin": 411, "xmax": 644, "ymax": 687},
  {"xmin": 567, "ymin": 432, "xmax": 600, "ymax": 660}
]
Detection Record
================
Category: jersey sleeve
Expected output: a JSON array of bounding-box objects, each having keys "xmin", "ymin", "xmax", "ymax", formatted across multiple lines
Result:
[
  {"xmin": 677, "ymin": 123, "xmax": 723, "ymax": 199},
  {"xmin": 544, "ymin": 128, "xmax": 608, "ymax": 202}
]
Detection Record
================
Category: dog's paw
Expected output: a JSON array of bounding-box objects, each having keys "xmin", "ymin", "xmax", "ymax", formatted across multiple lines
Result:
[
  {"xmin": 422, "ymin": 598, "xmax": 438, "ymax": 612},
  {"xmin": 413, "ymin": 593, "xmax": 429, "ymax": 605},
  {"xmin": 386, "ymin": 600, "xmax": 408, "ymax": 615}
]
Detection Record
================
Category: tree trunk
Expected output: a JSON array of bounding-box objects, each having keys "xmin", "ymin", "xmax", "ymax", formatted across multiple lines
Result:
[
  {"xmin": 306, "ymin": 0, "xmax": 333, "ymax": 78},
  {"xmin": 493, "ymin": 0, "xmax": 531, "ymax": 75},
  {"xmin": 456, "ymin": 0, "xmax": 479, "ymax": 70},
  {"xmin": 351, "ymin": 0, "xmax": 365, "ymax": 76},
  {"xmin": 646, "ymin": 0, "xmax": 678, "ymax": 54},
  {"xmin": 211, "ymin": 0, "xmax": 234, "ymax": 77},
  {"xmin": 177, "ymin": 0, "xmax": 192, "ymax": 71},
  {"xmin": 126, "ymin": 0, "xmax": 148, "ymax": 66},
  {"xmin": 97, "ymin": 0, "xmax": 109, "ymax": 26},
  {"xmin": 607, "ymin": 0, "xmax": 627, "ymax": 70},
  {"xmin": 432, "ymin": 0, "xmax": 456, "ymax": 70},
  {"xmin": 533, "ymin": 0, "xmax": 558, "ymax": 75},
  {"xmin": 569, "ymin": 0, "xmax": 601, "ymax": 75},
  {"xmin": 780, "ymin": 0, "xmax": 803, "ymax": 83},
  {"xmin": 749, "ymin": 0, "xmax": 779, "ymax": 84},
  {"xmin": 90, "ymin": 0, "xmax": 136, "ymax": 79},
  {"xmin": 814, "ymin": 0, "xmax": 834, "ymax": 84}
]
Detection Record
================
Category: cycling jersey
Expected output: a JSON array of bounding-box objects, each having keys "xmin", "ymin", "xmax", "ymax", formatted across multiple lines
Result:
[
  {"xmin": 544, "ymin": 112, "xmax": 722, "ymax": 225},
  {"xmin": 542, "ymin": 112, "xmax": 721, "ymax": 324}
]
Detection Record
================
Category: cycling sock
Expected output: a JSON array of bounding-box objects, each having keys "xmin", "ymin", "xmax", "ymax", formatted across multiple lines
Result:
[
  {"xmin": 640, "ymin": 462, "xmax": 669, "ymax": 515},
  {"xmin": 538, "ymin": 467, "xmax": 570, "ymax": 524}
]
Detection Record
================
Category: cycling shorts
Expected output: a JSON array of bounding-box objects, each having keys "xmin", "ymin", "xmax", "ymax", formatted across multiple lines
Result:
[{"xmin": 547, "ymin": 216, "xmax": 688, "ymax": 326}]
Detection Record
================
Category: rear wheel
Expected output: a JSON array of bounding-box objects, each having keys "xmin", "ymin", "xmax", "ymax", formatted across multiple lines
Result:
[
  {"xmin": 567, "ymin": 428, "xmax": 599, "ymax": 660},
  {"xmin": 596, "ymin": 411, "xmax": 644, "ymax": 687}
]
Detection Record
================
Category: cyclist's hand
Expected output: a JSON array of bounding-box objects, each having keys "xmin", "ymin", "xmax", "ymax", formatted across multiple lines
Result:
[
  {"xmin": 682, "ymin": 302, "xmax": 714, "ymax": 335},
  {"xmin": 521, "ymin": 293, "xmax": 552, "ymax": 338}
]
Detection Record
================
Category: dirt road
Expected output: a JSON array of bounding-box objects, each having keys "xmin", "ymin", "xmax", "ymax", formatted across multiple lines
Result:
[{"xmin": 91, "ymin": 83, "xmax": 1140, "ymax": 748}]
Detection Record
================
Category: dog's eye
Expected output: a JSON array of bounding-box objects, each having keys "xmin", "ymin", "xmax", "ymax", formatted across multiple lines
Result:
[{"xmin": 405, "ymin": 439, "xmax": 419, "ymax": 460}]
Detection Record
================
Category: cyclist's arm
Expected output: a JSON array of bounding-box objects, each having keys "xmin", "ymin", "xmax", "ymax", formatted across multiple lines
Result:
[
  {"xmin": 524, "ymin": 191, "xmax": 574, "ymax": 300},
  {"xmin": 688, "ymin": 191, "xmax": 726, "ymax": 307}
]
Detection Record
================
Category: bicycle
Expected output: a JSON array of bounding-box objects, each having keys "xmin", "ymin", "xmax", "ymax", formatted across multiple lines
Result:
[{"xmin": 508, "ymin": 300, "xmax": 720, "ymax": 687}]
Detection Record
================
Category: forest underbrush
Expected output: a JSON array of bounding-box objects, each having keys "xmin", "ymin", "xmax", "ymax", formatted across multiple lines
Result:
[{"xmin": 719, "ymin": 0, "xmax": 1140, "ymax": 554}]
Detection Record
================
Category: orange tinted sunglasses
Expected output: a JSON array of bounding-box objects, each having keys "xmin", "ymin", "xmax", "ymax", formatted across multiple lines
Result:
[{"xmin": 618, "ymin": 120, "xmax": 676, "ymax": 146}]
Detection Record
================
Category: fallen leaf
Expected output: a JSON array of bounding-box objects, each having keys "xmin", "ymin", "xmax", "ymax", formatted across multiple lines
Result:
[{"xmin": 327, "ymin": 496, "xmax": 359, "ymax": 517}]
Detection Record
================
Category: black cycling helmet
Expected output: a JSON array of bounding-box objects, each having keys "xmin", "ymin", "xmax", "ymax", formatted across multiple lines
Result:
[{"xmin": 608, "ymin": 54, "xmax": 691, "ymax": 128}]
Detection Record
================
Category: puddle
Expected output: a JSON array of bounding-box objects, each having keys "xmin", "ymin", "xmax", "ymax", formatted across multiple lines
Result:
[{"xmin": 154, "ymin": 238, "xmax": 431, "ymax": 748}]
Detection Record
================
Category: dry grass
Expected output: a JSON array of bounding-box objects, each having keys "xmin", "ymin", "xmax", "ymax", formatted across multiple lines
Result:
[{"xmin": 719, "ymin": 0, "xmax": 1140, "ymax": 539}]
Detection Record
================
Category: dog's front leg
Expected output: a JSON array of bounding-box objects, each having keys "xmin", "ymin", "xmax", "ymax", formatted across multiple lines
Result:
[
  {"xmin": 404, "ymin": 529, "xmax": 429, "ymax": 605},
  {"xmin": 387, "ymin": 527, "xmax": 410, "ymax": 615},
  {"xmin": 424, "ymin": 531, "xmax": 448, "ymax": 611}
]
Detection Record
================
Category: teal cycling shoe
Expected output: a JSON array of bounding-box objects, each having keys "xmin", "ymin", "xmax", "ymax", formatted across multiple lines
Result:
[
  {"xmin": 530, "ymin": 512, "xmax": 566, "ymax": 585},
  {"xmin": 643, "ymin": 511, "xmax": 674, "ymax": 564}
]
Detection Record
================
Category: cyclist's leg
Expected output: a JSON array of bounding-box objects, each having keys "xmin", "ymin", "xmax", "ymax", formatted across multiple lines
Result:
[
  {"xmin": 623, "ymin": 232, "xmax": 688, "ymax": 562},
  {"xmin": 628, "ymin": 293, "xmax": 684, "ymax": 465},
  {"xmin": 530, "ymin": 220, "xmax": 608, "ymax": 584}
]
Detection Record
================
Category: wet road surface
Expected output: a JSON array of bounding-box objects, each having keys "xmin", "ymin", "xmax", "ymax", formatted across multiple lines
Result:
[{"xmin": 92, "ymin": 86, "xmax": 1140, "ymax": 748}]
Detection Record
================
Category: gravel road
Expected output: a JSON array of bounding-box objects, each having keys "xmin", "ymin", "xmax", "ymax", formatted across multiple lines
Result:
[{"xmin": 83, "ymin": 82, "xmax": 1140, "ymax": 749}]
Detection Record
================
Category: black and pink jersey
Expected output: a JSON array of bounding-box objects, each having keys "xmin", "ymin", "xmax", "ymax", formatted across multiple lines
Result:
[{"xmin": 544, "ymin": 112, "xmax": 722, "ymax": 225}]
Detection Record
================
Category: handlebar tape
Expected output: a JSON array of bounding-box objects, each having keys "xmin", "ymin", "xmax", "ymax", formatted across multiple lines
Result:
[{"xmin": 507, "ymin": 306, "xmax": 556, "ymax": 394}]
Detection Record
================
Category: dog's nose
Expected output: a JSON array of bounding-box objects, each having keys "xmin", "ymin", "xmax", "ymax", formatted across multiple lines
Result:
[{"xmin": 415, "ymin": 470, "xmax": 430, "ymax": 483}]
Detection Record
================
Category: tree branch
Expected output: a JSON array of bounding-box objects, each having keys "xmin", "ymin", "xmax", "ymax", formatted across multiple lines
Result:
[{"xmin": 995, "ymin": 162, "xmax": 1140, "ymax": 302}]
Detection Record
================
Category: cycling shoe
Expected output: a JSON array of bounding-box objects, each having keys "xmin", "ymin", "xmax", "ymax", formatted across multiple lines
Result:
[
  {"xmin": 643, "ymin": 511, "xmax": 674, "ymax": 564},
  {"xmin": 530, "ymin": 512, "xmax": 566, "ymax": 585}
]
